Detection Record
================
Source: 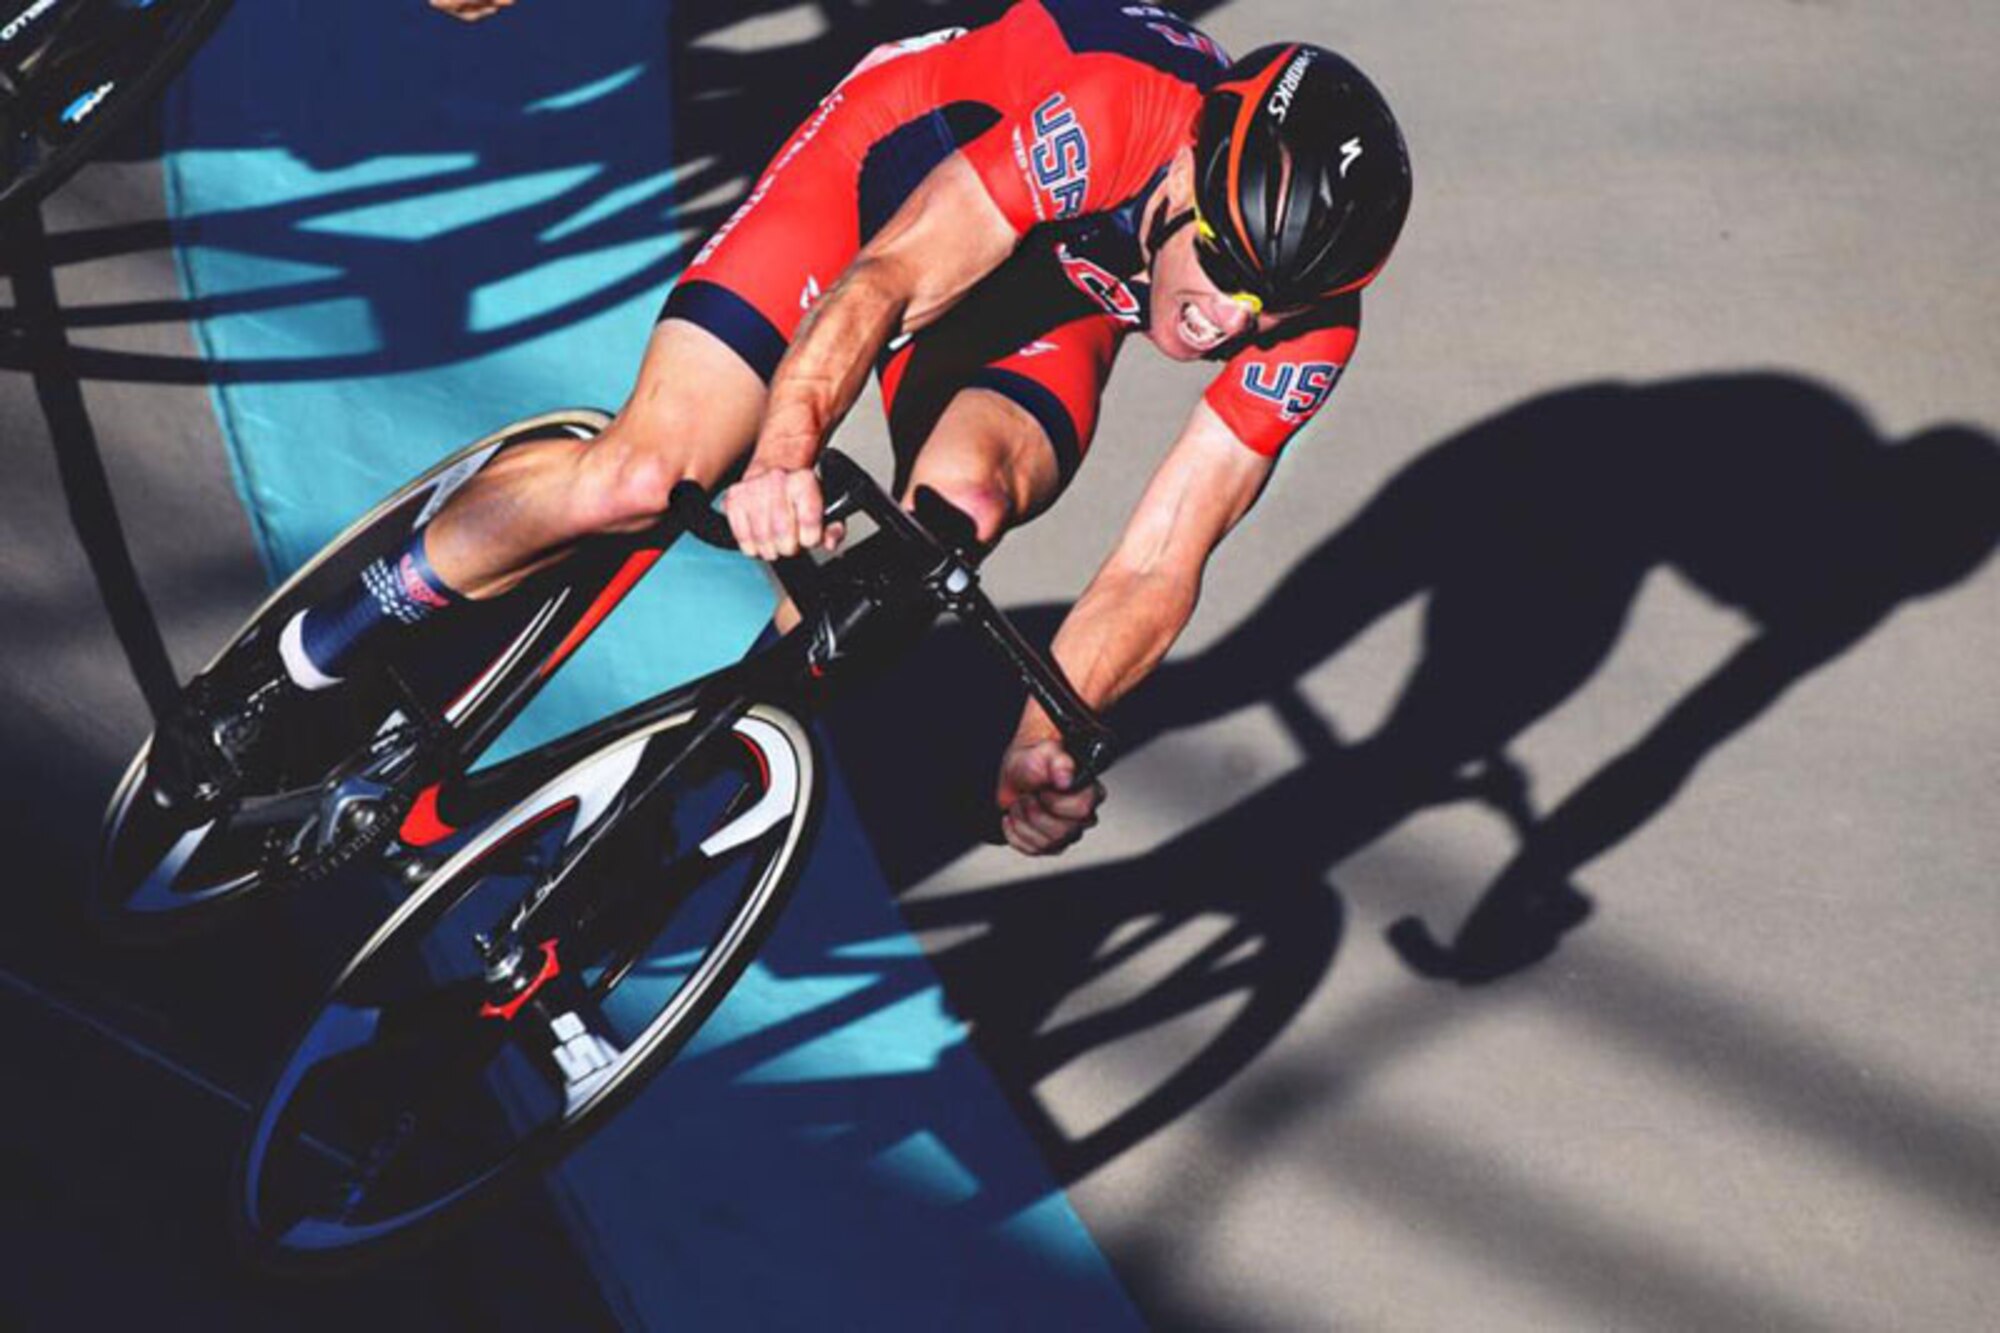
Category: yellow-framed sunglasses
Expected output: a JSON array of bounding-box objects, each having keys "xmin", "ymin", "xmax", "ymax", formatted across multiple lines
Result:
[{"xmin": 1191, "ymin": 209, "xmax": 1266, "ymax": 316}]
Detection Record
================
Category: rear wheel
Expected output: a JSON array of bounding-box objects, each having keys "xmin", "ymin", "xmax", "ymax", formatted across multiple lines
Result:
[
  {"xmin": 234, "ymin": 702, "xmax": 819, "ymax": 1266},
  {"xmin": 91, "ymin": 409, "xmax": 641, "ymax": 939}
]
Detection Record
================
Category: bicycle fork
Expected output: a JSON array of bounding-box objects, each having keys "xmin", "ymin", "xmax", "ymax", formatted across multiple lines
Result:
[{"xmin": 466, "ymin": 691, "xmax": 754, "ymax": 1109}]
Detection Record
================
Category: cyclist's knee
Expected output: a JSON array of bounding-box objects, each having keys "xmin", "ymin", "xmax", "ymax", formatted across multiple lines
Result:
[
  {"xmin": 573, "ymin": 425, "xmax": 693, "ymax": 530},
  {"xmin": 903, "ymin": 474, "xmax": 1015, "ymax": 549},
  {"xmin": 900, "ymin": 389, "xmax": 1060, "ymax": 549}
]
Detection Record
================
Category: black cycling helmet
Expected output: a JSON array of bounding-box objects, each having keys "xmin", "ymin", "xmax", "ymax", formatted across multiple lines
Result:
[{"xmin": 1191, "ymin": 43, "xmax": 1413, "ymax": 310}]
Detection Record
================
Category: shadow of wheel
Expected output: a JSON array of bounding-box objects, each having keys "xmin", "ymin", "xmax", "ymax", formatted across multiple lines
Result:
[{"xmin": 908, "ymin": 859, "xmax": 1346, "ymax": 1186}]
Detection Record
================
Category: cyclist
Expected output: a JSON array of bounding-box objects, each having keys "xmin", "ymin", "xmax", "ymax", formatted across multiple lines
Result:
[{"xmin": 160, "ymin": 1, "xmax": 1413, "ymax": 857}]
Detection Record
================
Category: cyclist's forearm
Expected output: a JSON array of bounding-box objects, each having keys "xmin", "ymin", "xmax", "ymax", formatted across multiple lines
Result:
[
  {"xmin": 1016, "ymin": 566, "xmax": 1198, "ymax": 745},
  {"xmin": 753, "ymin": 154, "xmax": 1015, "ymax": 472},
  {"xmin": 753, "ymin": 257, "xmax": 909, "ymax": 470},
  {"xmin": 1016, "ymin": 406, "xmax": 1265, "ymax": 748}
]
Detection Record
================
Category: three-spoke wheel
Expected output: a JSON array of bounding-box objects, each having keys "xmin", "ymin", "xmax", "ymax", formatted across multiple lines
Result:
[
  {"xmin": 93, "ymin": 411, "xmax": 615, "ymax": 939},
  {"xmin": 235, "ymin": 703, "xmax": 819, "ymax": 1264}
]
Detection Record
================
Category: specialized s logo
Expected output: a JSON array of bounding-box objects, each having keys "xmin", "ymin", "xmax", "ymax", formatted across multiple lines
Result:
[
  {"xmin": 1338, "ymin": 136, "xmax": 1364, "ymax": 179},
  {"xmin": 1028, "ymin": 93, "xmax": 1091, "ymax": 219},
  {"xmin": 1242, "ymin": 361, "xmax": 1342, "ymax": 422}
]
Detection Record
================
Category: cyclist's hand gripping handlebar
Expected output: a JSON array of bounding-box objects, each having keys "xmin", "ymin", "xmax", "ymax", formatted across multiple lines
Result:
[
  {"xmin": 668, "ymin": 474, "xmax": 826, "ymax": 615},
  {"xmin": 816, "ymin": 452, "xmax": 1115, "ymax": 784},
  {"xmin": 669, "ymin": 453, "xmax": 1115, "ymax": 783}
]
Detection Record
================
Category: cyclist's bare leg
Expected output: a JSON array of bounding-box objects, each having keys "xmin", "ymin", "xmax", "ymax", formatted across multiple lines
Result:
[
  {"xmin": 423, "ymin": 319, "xmax": 767, "ymax": 599},
  {"xmin": 898, "ymin": 387, "xmax": 1063, "ymax": 546},
  {"xmin": 154, "ymin": 320, "xmax": 765, "ymax": 804}
]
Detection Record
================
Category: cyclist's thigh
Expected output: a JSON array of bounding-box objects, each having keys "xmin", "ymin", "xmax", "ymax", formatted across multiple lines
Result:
[
  {"xmin": 656, "ymin": 91, "xmax": 867, "ymax": 386},
  {"xmin": 607, "ymin": 103, "xmax": 860, "ymax": 489},
  {"xmin": 632, "ymin": 82, "xmax": 950, "ymax": 487},
  {"xmin": 602, "ymin": 318, "xmax": 771, "ymax": 491},
  {"xmin": 887, "ymin": 311, "xmax": 1123, "ymax": 540},
  {"xmin": 658, "ymin": 69, "xmax": 1006, "ymax": 396},
  {"xmin": 609, "ymin": 108, "xmax": 858, "ymax": 490}
]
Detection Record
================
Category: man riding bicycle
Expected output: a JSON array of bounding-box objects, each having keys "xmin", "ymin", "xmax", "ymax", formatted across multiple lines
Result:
[{"xmin": 164, "ymin": 0, "xmax": 1413, "ymax": 857}]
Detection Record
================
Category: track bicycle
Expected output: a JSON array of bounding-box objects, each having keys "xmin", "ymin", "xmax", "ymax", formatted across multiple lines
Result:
[
  {"xmin": 94, "ymin": 412, "xmax": 1112, "ymax": 1263},
  {"xmin": 0, "ymin": 0, "xmax": 234, "ymax": 221}
]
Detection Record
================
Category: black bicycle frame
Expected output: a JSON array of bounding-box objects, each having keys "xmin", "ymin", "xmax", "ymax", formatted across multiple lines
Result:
[{"xmin": 400, "ymin": 449, "xmax": 1114, "ymax": 853}]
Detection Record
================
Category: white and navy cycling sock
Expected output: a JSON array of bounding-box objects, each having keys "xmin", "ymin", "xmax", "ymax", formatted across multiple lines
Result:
[{"xmin": 278, "ymin": 528, "xmax": 463, "ymax": 691}]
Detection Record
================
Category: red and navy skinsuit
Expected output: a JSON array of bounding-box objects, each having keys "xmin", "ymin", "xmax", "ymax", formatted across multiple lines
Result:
[{"xmin": 661, "ymin": 0, "xmax": 1362, "ymax": 487}]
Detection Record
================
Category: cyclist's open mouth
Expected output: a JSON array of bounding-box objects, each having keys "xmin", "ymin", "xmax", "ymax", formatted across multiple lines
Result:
[{"xmin": 1177, "ymin": 300, "xmax": 1226, "ymax": 352}]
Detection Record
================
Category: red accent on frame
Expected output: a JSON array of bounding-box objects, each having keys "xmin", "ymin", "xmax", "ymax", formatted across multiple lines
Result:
[
  {"xmin": 399, "ymin": 784, "xmax": 456, "ymax": 847},
  {"xmin": 535, "ymin": 548, "xmax": 665, "ymax": 680},
  {"xmin": 443, "ymin": 635, "xmax": 518, "ymax": 717},
  {"xmin": 737, "ymin": 734, "xmax": 770, "ymax": 788},
  {"xmin": 480, "ymin": 939, "xmax": 562, "ymax": 1022}
]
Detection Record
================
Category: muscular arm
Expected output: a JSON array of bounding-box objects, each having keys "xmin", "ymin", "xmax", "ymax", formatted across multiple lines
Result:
[
  {"xmin": 727, "ymin": 152, "xmax": 1018, "ymax": 558},
  {"xmin": 751, "ymin": 153, "xmax": 1019, "ymax": 471},
  {"xmin": 996, "ymin": 401, "xmax": 1273, "ymax": 852},
  {"xmin": 1017, "ymin": 401, "xmax": 1276, "ymax": 747}
]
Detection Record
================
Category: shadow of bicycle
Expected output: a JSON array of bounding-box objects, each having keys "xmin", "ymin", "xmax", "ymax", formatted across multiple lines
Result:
[{"xmin": 826, "ymin": 370, "xmax": 2000, "ymax": 1180}]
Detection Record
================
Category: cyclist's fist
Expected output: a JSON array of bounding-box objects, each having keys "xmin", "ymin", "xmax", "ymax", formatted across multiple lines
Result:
[
  {"xmin": 996, "ymin": 738, "xmax": 1103, "ymax": 856},
  {"xmin": 430, "ymin": 0, "xmax": 515, "ymax": 20},
  {"xmin": 725, "ymin": 465, "xmax": 844, "ymax": 561}
]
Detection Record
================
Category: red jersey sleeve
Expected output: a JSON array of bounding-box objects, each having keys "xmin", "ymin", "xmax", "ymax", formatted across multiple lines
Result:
[{"xmin": 1204, "ymin": 303, "xmax": 1362, "ymax": 458}]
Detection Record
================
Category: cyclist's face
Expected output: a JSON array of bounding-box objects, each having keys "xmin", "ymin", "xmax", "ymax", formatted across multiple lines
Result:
[
  {"xmin": 1146, "ymin": 221, "xmax": 1259, "ymax": 361},
  {"xmin": 1145, "ymin": 152, "xmax": 1304, "ymax": 360}
]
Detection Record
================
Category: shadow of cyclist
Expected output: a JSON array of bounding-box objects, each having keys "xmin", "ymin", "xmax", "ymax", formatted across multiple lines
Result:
[{"xmin": 827, "ymin": 370, "xmax": 2000, "ymax": 1175}]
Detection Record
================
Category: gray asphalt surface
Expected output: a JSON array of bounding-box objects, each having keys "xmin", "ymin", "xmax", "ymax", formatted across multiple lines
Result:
[{"xmin": 4, "ymin": 2, "xmax": 1997, "ymax": 1329}]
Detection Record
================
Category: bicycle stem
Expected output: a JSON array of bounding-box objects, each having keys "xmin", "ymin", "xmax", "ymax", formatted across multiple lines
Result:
[{"xmin": 666, "ymin": 453, "xmax": 1116, "ymax": 783}]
